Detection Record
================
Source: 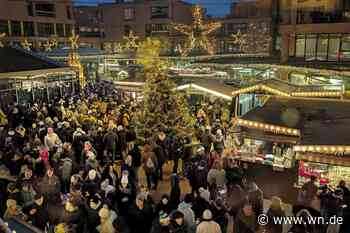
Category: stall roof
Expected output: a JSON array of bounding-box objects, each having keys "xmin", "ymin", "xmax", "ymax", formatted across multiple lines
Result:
[
  {"xmin": 232, "ymin": 78, "xmax": 342, "ymax": 97},
  {"xmin": 0, "ymin": 46, "xmax": 67, "ymax": 74},
  {"xmin": 176, "ymin": 79, "xmax": 236, "ymax": 100},
  {"xmin": 241, "ymin": 96, "xmax": 350, "ymax": 145}
]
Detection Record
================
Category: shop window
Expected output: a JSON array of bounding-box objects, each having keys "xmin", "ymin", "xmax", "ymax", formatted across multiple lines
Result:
[
  {"xmin": 328, "ymin": 35, "xmax": 340, "ymax": 61},
  {"xmin": 151, "ymin": 6, "xmax": 169, "ymax": 19},
  {"xmin": 65, "ymin": 24, "xmax": 72, "ymax": 37},
  {"xmin": 151, "ymin": 24, "xmax": 168, "ymax": 32},
  {"xmin": 37, "ymin": 23, "xmax": 54, "ymax": 37},
  {"xmin": 305, "ymin": 34, "xmax": 317, "ymax": 61},
  {"xmin": 295, "ymin": 35, "xmax": 305, "ymax": 58},
  {"xmin": 341, "ymin": 35, "xmax": 350, "ymax": 61},
  {"xmin": 35, "ymin": 3, "xmax": 56, "ymax": 17},
  {"xmin": 124, "ymin": 8, "xmax": 135, "ymax": 20},
  {"xmin": 11, "ymin": 21, "xmax": 22, "ymax": 37},
  {"xmin": 56, "ymin": 24, "xmax": 65, "ymax": 37},
  {"xmin": 0, "ymin": 20, "xmax": 9, "ymax": 35},
  {"xmin": 316, "ymin": 35, "xmax": 328, "ymax": 61},
  {"xmin": 23, "ymin": 21, "xmax": 34, "ymax": 37}
]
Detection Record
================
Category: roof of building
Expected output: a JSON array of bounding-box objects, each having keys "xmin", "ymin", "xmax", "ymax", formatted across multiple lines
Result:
[
  {"xmin": 40, "ymin": 47, "xmax": 107, "ymax": 57},
  {"xmin": 0, "ymin": 46, "xmax": 66, "ymax": 74},
  {"xmin": 241, "ymin": 96, "xmax": 350, "ymax": 145}
]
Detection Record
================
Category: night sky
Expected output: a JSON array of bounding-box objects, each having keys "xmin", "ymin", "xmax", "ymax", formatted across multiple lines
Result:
[
  {"xmin": 184, "ymin": 0, "xmax": 233, "ymax": 16},
  {"xmin": 78, "ymin": 0, "xmax": 234, "ymax": 16}
]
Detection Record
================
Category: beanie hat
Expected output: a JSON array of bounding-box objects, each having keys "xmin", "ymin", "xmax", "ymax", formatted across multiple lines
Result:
[
  {"xmin": 202, "ymin": 209, "xmax": 213, "ymax": 220},
  {"xmin": 88, "ymin": 169, "xmax": 97, "ymax": 180},
  {"xmin": 199, "ymin": 187, "xmax": 210, "ymax": 202}
]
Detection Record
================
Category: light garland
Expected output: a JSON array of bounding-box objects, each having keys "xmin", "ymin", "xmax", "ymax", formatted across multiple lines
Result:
[
  {"xmin": 0, "ymin": 33, "xmax": 5, "ymax": 47},
  {"xmin": 21, "ymin": 39, "xmax": 32, "ymax": 51},
  {"xmin": 232, "ymin": 84, "xmax": 291, "ymax": 97},
  {"xmin": 68, "ymin": 30, "xmax": 86, "ymax": 89},
  {"xmin": 294, "ymin": 145, "xmax": 350, "ymax": 154},
  {"xmin": 171, "ymin": 5, "xmax": 221, "ymax": 56},
  {"xmin": 291, "ymin": 92, "xmax": 342, "ymax": 97},
  {"xmin": 176, "ymin": 83, "xmax": 232, "ymax": 100},
  {"xmin": 234, "ymin": 118, "xmax": 300, "ymax": 136},
  {"xmin": 231, "ymin": 29, "xmax": 247, "ymax": 51}
]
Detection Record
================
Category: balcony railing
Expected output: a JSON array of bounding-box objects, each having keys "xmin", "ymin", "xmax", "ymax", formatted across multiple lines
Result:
[{"xmin": 279, "ymin": 10, "xmax": 350, "ymax": 25}]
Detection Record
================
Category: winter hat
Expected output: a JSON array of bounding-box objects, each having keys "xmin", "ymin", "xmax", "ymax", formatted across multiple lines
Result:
[
  {"xmin": 117, "ymin": 125, "xmax": 124, "ymax": 132},
  {"xmin": 57, "ymin": 122, "xmax": 63, "ymax": 129},
  {"xmin": 8, "ymin": 130, "xmax": 15, "ymax": 136},
  {"xmin": 202, "ymin": 209, "xmax": 213, "ymax": 220},
  {"xmin": 172, "ymin": 210, "xmax": 184, "ymax": 220},
  {"xmin": 159, "ymin": 211, "xmax": 170, "ymax": 225},
  {"xmin": 199, "ymin": 187, "xmax": 210, "ymax": 202},
  {"xmin": 196, "ymin": 146, "xmax": 205, "ymax": 153},
  {"xmin": 136, "ymin": 192, "xmax": 146, "ymax": 202},
  {"xmin": 88, "ymin": 169, "xmax": 97, "ymax": 180}
]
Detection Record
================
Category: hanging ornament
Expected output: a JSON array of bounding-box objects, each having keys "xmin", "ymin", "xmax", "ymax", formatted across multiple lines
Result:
[
  {"xmin": 21, "ymin": 39, "xmax": 32, "ymax": 51},
  {"xmin": 0, "ymin": 33, "xmax": 5, "ymax": 47},
  {"xmin": 171, "ymin": 5, "xmax": 221, "ymax": 56}
]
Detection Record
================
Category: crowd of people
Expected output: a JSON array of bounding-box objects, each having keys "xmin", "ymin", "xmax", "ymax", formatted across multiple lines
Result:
[{"xmin": 0, "ymin": 84, "xmax": 349, "ymax": 233}]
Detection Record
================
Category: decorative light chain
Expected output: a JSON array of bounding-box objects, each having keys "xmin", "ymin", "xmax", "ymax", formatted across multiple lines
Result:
[{"xmin": 234, "ymin": 118, "xmax": 300, "ymax": 136}]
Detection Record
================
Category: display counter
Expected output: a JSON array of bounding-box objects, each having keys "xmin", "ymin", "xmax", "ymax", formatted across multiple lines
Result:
[{"xmin": 298, "ymin": 161, "xmax": 350, "ymax": 188}]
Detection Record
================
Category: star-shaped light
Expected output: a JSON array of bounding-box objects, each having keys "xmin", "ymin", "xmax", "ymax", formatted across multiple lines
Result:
[
  {"xmin": 0, "ymin": 33, "xmax": 5, "ymax": 47},
  {"xmin": 43, "ymin": 40, "xmax": 53, "ymax": 52},
  {"xmin": 21, "ymin": 39, "xmax": 32, "ymax": 51},
  {"xmin": 114, "ymin": 42, "xmax": 124, "ymax": 53},
  {"xmin": 171, "ymin": 5, "xmax": 221, "ymax": 56},
  {"xmin": 123, "ymin": 30, "xmax": 139, "ymax": 50},
  {"xmin": 231, "ymin": 29, "xmax": 248, "ymax": 51},
  {"xmin": 69, "ymin": 30, "xmax": 79, "ymax": 50}
]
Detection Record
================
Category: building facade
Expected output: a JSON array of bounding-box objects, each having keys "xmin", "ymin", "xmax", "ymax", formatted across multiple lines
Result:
[
  {"xmin": 278, "ymin": 0, "xmax": 350, "ymax": 63},
  {"xmin": 74, "ymin": 6, "xmax": 104, "ymax": 49},
  {"xmin": 0, "ymin": 0, "xmax": 75, "ymax": 50},
  {"xmin": 99, "ymin": 0, "xmax": 193, "ymax": 52}
]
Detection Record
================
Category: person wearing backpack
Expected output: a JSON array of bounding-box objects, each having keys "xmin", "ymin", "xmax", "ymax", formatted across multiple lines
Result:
[{"xmin": 142, "ymin": 143, "xmax": 159, "ymax": 190}]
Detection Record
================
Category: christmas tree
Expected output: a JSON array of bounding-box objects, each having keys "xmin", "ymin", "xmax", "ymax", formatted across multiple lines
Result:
[{"xmin": 134, "ymin": 38, "xmax": 195, "ymax": 141}]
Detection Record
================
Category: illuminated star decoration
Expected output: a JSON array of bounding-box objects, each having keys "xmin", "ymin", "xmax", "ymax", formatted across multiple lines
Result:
[
  {"xmin": 0, "ymin": 33, "xmax": 5, "ymax": 47},
  {"xmin": 114, "ymin": 42, "xmax": 124, "ymax": 53},
  {"xmin": 231, "ymin": 29, "xmax": 248, "ymax": 51},
  {"xmin": 123, "ymin": 30, "xmax": 139, "ymax": 51},
  {"xmin": 21, "ymin": 39, "xmax": 32, "ymax": 51},
  {"xmin": 171, "ymin": 5, "xmax": 221, "ymax": 56},
  {"xmin": 69, "ymin": 30, "xmax": 80, "ymax": 50}
]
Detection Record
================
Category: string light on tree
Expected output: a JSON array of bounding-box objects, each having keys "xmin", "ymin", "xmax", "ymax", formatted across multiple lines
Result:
[
  {"xmin": 21, "ymin": 39, "xmax": 32, "ymax": 51},
  {"xmin": 68, "ymin": 30, "xmax": 86, "ymax": 89},
  {"xmin": 0, "ymin": 33, "xmax": 5, "ymax": 47},
  {"xmin": 171, "ymin": 5, "xmax": 221, "ymax": 56}
]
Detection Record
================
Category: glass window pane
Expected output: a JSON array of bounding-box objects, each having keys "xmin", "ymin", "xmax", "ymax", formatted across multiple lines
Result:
[
  {"xmin": 23, "ymin": 22, "xmax": 34, "ymax": 37},
  {"xmin": 295, "ymin": 35, "xmax": 305, "ymax": 58},
  {"xmin": 11, "ymin": 21, "xmax": 21, "ymax": 36},
  {"xmin": 317, "ymin": 35, "xmax": 328, "ymax": 61},
  {"xmin": 305, "ymin": 35, "xmax": 317, "ymax": 61},
  {"xmin": 341, "ymin": 35, "xmax": 350, "ymax": 61},
  {"xmin": 328, "ymin": 36, "xmax": 340, "ymax": 61}
]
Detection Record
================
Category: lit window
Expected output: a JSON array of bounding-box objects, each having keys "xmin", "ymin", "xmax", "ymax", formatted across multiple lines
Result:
[{"xmin": 124, "ymin": 8, "xmax": 135, "ymax": 20}]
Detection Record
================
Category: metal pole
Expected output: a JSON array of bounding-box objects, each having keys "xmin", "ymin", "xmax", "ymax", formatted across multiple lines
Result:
[
  {"xmin": 15, "ymin": 77, "xmax": 19, "ymax": 104},
  {"xmin": 46, "ymin": 76, "xmax": 50, "ymax": 103}
]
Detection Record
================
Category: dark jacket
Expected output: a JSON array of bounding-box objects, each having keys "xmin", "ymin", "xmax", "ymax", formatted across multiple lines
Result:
[
  {"xmin": 234, "ymin": 209, "xmax": 257, "ymax": 233},
  {"xmin": 127, "ymin": 203, "xmax": 154, "ymax": 233},
  {"xmin": 265, "ymin": 208, "xmax": 285, "ymax": 233}
]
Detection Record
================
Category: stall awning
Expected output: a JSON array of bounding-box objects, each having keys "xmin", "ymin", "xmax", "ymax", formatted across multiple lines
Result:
[
  {"xmin": 237, "ymin": 131, "xmax": 299, "ymax": 144},
  {"xmin": 296, "ymin": 152, "xmax": 350, "ymax": 167}
]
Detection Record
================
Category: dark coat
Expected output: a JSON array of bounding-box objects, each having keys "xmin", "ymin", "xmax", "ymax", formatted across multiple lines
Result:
[
  {"xmin": 265, "ymin": 208, "xmax": 285, "ymax": 233},
  {"xmin": 234, "ymin": 210, "xmax": 257, "ymax": 233},
  {"xmin": 127, "ymin": 203, "xmax": 154, "ymax": 233}
]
